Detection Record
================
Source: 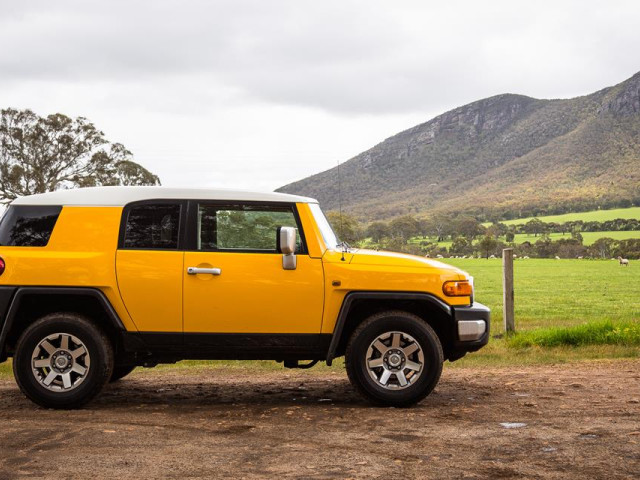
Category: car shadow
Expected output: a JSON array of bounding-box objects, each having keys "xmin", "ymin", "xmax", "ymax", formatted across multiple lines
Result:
[{"xmin": 0, "ymin": 374, "xmax": 491, "ymax": 411}]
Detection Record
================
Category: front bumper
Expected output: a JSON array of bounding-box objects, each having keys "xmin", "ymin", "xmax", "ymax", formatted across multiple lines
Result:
[{"xmin": 448, "ymin": 302, "xmax": 490, "ymax": 360}]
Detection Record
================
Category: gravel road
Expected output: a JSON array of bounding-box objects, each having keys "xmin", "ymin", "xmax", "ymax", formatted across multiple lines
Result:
[{"xmin": 0, "ymin": 360, "xmax": 639, "ymax": 479}]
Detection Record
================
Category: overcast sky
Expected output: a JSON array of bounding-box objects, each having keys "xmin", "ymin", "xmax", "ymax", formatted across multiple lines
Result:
[{"xmin": 1, "ymin": 0, "xmax": 639, "ymax": 191}]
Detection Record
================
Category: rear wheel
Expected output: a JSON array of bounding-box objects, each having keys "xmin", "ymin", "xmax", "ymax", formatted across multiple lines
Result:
[
  {"xmin": 13, "ymin": 313, "xmax": 114, "ymax": 409},
  {"xmin": 345, "ymin": 311, "xmax": 443, "ymax": 407},
  {"xmin": 110, "ymin": 365, "xmax": 136, "ymax": 382}
]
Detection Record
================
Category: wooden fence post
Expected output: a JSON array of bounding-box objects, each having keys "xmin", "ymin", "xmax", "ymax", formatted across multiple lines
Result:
[{"xmin": 502, "ymin": 248, "xmax": 515, "ymax": 333}]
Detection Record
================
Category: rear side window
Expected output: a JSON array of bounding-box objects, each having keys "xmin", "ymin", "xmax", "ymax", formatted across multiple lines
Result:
[
  {"xmin": 0, "ymin": 205, "xmax": 62, "ymax": 247},
  {"xmin": 123, "ymin": 203, "xmax": 181, "ymax": 249}
]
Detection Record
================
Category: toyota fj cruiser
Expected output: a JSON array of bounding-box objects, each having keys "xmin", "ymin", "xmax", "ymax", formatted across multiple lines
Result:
[{"xmin": 0, "ymin": 187, "xmax": 489, "ymax": 409}]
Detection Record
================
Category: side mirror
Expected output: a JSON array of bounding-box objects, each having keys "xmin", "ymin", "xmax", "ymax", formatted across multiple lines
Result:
[{"xmin": 277, "ymin": 226, "xmax": 297, "ymax": 270}]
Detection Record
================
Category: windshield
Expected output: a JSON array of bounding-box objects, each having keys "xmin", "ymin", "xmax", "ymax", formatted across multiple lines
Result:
[{"xmin": 309, "ymin": 203, "xmax": 339, "ymax": 249}]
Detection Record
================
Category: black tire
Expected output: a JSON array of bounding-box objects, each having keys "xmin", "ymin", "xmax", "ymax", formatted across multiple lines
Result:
[
  {"xmin": 345, "ymin": 310, "xmax": 443, "ymax": 407},
  {"xmin": 13, "ymin": 313, "xmax": 114, "ymax": 409},
  {"xmin": 110, "ymin": 365, "xmax": 136, "ymax": 383}
]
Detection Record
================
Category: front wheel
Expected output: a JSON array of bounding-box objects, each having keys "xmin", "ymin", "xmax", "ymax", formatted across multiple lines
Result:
[
  {"xmin": 345, "ymin": 311, "xmax": 443, "ymax": 407},
  {"xmin": 13, "ymin": 313, "xmax": 114, "ymax": 409}
]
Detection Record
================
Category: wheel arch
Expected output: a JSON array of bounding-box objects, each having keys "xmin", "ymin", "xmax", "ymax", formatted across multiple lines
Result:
[
  {"xmin": 0, "ymin": 287, "xmax": 126, "ymax": 361},
  {"xmin": 326, "ymin": 291, "xmax": 455, "ymax": 365}
]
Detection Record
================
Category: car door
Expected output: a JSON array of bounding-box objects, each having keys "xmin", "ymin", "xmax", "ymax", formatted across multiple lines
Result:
[
  {"xmin": 116, "ymin": 201, "xmax": 185, "ymax": 333},
  {"xmin": 183, "ymin": 202, "xmax": 324, "ymax": 335}
]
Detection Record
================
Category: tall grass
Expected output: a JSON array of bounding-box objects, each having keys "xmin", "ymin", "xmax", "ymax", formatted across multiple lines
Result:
[{"xmin": 506, "ymin": 320, "xmax": 640, "ymax": 348}]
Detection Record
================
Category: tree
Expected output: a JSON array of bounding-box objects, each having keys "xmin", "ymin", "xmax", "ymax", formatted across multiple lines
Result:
[
  {"xmin": 613, "ymin": 239, "xmax": 640, "ymax": 259},
  {"xmin": 556, "ymin": 239, "xmax": 586, "ymax": 259},
  {"xmin": 390, "ymin": 215, "xmax": 420, "ymax": 241},
  {"xmin": 424, "ymin": 213, "xmax": 451, "ymax": 241},
  {"xmin": 477, "ymin": 235, "xmax": 498, "ymax": 259},
  {"xmin": 416, "ymin": 218, "xmax": 430, "ymax": 239},
  {"xmin": 589, "ymin": 237, "xmax": 616, "ymax": 259},
  {"xmin": 0, "ymin": 108, "xmax": 160, "ymax": 203},
  {"xmin": 453, "ymin": 215, "xmax": 483, "ymax": 240},
  {"xmin": 381, "ymin": 236, "xmax": 422, "ymax": 255},
  {"xmin": 571, "ymin": 230, "xmax": 583, "ymax": 244},
  {"xmin": 325, "ymin": 211, "xmax": 362, "ymax": 244},
  {"xmin": 534, "ymin": 235, "xmax": 555, "ymax": 258},
  {"xmin": 487, "ymin": 222, "xmax": 508, "ymax": 238},
  {"xmin": 505, "ymin": 231, "xmax": 515, "ymax": 242},
  {"xmin": 366, "ymin": 221, "xmax": 390, "ymax": 243},
  {"xmin": 524, "ymin": 218, "xmax": 546, "ymax": 237},
  {"xmin": 450, "ymin": 236, "xmax": 473, "ymax": 256}
]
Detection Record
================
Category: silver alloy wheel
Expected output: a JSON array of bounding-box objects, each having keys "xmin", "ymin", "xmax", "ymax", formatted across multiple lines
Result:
[
  {"xmin": 365, "ymin": 331, "xmax": 424, "ymax": 390},
  {"xmin": 31, "ymin": 333, "xmax": 91, "ymax": 392}
]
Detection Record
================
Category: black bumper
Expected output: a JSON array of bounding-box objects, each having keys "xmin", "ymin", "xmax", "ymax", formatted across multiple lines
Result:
[{"xmin": 448, "ymin": 301, "xmax": 490, "ymax": 361}]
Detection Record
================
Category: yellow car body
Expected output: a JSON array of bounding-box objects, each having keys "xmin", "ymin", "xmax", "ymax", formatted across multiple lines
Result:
[{"xmin": 0, "ymin": 187, "xmax": 489, "ymax": 408}]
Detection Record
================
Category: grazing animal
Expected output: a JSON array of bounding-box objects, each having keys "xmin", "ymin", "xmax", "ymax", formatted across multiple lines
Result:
[
  {"xmin": 436, "ymin": 254, "xmax": 443, "ymax": 259},
  {"xmin": 555, "ymin": 256, "xmax": 560, "ymax": 260},
  {"xmin": 618, "ymin": 256, "xmax": 630, "ymax": 266},
  {"xmin": 489, "ymin": 254, "xmax": 496, "ymax": 259},
  {"xmin": 577, "ymin": 256, "xmax": 583, "ymax": 259},
  {"xmin": 523, "ymin": 256, "xmax": 529, "ymax": 259}
]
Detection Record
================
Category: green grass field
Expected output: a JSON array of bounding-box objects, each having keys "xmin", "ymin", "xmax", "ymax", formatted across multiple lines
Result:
[
  {"xmin": 442, "ymin": 258, "xmax": 640, "ymax": 331},
  {"xmin": 439, "ymin": 258, "xmax": 640, "ymax": 365},
  {"xmin": 485, "ymin": 206, "xmax": 640, "ymax": 226},
  {"xmin": 413, "ymin": 230, "xmax": 640, "ymax": 249},
  {"xmin": 512, "ymin": 230, "xmax": 640, "ymax": 245}
]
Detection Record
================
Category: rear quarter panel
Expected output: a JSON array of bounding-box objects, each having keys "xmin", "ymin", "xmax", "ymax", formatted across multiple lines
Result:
[{"xmin": 0, "ymin": 206, "xmax": 137, "ymax": 331}]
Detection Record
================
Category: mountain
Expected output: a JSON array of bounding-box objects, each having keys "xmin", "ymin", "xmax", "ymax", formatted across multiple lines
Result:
[{"xmin": 277, "ymin": 72, "xmax": 640, "ymax": 221}]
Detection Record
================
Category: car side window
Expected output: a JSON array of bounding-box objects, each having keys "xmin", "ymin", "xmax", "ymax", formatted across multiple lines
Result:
[
  {"xmin": 197, "ymin": 204, "xmax": 302, "ymax": 253},
  {"xmin": 0, "ymin": 205, "xmax": 62, "ymax": 247},
  {"xmin": 124, "ymin": 203, "xmax": 181, "ymax": 249}
]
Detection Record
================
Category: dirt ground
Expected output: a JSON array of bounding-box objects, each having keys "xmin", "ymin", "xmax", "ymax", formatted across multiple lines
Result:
[{"xmin": 0, "ymin": 360, "xmax": 638, "ymax": 480}]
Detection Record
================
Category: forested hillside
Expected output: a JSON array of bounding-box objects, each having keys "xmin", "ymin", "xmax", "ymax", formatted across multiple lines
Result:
[{"xmin": 278, "ymin": 72, "xmax": 640, "ymax": 221}]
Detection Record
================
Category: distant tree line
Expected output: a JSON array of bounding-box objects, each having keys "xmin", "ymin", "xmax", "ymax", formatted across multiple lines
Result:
[
  {"xmin": 325, "ymin": 211, "xmax": 640, "ymax": 259},
  {"xmin": 474, "ymin": 197, "xmax": 640, "ymax": 223},
  {"xmin": 515, "ymin": 218, "xmax": 640, "ymax": 235}
]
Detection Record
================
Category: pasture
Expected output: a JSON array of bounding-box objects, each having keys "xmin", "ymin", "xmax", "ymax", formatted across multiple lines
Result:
[
  {"xmin": 413, "ymin": 230, "xmax": 640, "ymax": 249},
  {"xmin": 486, "ymin": 206, "xmax": 640, "ymax": 226},
  {"xmin": 440, "ymin": 258, "xmax": 640, "ymax": 366},
  {"xmin": 512, "ymin": 230, "xmax": 640, "ymax": 245},
  {"xmin": 441, "ymin": 258, "xmax": 640, "ymax": 331}
]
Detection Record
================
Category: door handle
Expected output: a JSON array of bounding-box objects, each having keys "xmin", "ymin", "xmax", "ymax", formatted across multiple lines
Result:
[{"xmin": 187, "ymin": 267, "xmax": 222, "ymax": 276}]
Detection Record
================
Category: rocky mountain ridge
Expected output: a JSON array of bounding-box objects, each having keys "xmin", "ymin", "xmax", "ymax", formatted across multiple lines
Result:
[{"xmin": 278, "ymin": 71, "xmax": 640, "ymax": 221}]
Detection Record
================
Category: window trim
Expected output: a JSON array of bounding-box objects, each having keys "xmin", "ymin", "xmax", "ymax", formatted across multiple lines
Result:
[
  {"xmin": 117, "ymin": 199, "xmax": 188, "ymax": 251},
  {"xmin": 184, "ymin": 200, "xmax": 309, "ymax": 255}
]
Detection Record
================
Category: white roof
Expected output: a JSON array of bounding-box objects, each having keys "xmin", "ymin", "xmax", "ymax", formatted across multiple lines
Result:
[{"xmin": 11, "ymin": 186, "xmax": 317, "ymax": 207}]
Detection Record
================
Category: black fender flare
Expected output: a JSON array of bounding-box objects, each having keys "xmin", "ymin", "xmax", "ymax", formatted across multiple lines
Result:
[
  {"xmin": 0, "ymin": 286, "xmax": 126, "ymax": 361},
  {"xmin": 326, "ymin": 291, "xmax": 452, "ymax": 365}
]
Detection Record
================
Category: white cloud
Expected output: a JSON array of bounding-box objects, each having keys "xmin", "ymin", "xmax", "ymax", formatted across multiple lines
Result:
[{"xmin": 0, "ymin": 0, "xmax": 639, "ymax": 191}]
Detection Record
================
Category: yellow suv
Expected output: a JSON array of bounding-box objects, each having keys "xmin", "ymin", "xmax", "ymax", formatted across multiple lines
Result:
[{"xmin": 0, "ymin": 187, "xmax": 489, "ymax": 408}]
